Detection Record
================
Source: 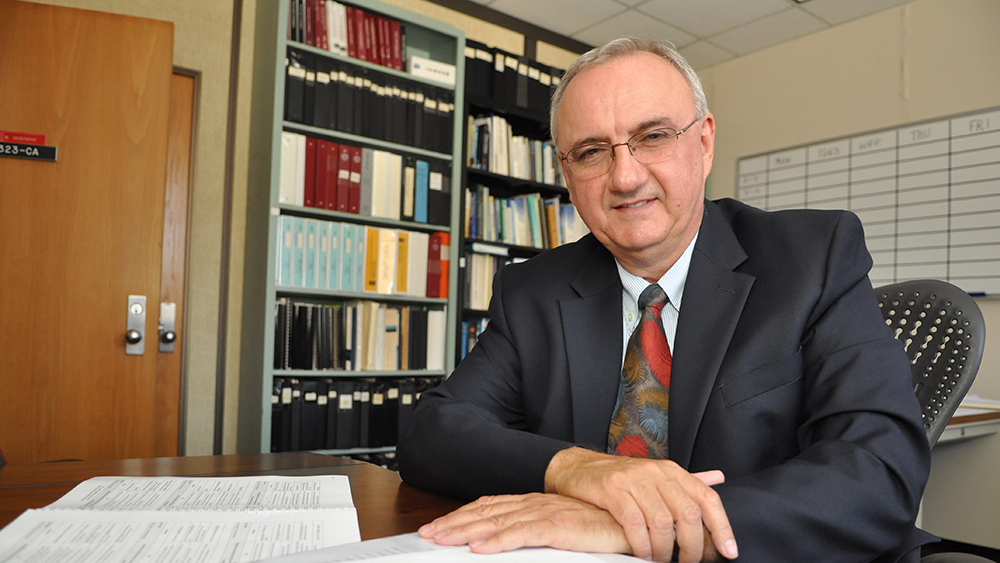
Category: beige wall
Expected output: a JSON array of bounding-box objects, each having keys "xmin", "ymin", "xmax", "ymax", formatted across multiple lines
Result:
[
  {"xmin": 22, "ymin": 0, "xmax": 245, "ymax": 456},
  {"xmin": 700, "ymin": 0, "xmax": 1000, "ymax": 548}
]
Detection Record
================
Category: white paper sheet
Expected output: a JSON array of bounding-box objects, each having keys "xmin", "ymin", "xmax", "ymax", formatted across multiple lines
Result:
[
  {"xmin": 0, "ymin": 475, "xmax": 361, "ymax": 563},
  {"xmin": 255, "ymin": 532, "xmax": 640, "ymax": 563}
]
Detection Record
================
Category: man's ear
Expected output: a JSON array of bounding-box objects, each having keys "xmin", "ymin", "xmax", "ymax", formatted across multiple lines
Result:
[{"xmin": 700, "ymin": 113, "xmax": 716, "ymax": 179}]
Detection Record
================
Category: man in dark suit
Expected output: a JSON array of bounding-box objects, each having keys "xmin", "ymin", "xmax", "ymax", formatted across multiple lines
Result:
[{"xmin": 397, "ymin": 37, "xmax": 931, "ymax": 563}]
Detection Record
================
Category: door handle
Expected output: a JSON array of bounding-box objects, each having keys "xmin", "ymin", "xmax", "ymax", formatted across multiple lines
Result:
[
  {"xmin": 126, "ymin": 295, "xmax": 146, "ymax": 355},
  {"xmin": 159, "ymin": 302, "xmax": 177, "ymax": 353}
]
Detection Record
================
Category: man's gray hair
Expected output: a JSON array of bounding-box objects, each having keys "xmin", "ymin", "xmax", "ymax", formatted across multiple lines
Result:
[{"xmin": 549, "ymin": 37, "xmax": 709, "ymax": 148}]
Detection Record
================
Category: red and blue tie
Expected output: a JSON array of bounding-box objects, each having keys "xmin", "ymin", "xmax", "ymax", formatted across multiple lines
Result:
[{"xmin": 608, "ymin": 284, "xmax": 672, "ymax": 459}]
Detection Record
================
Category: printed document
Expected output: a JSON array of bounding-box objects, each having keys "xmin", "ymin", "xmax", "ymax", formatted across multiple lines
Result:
[{"xmin": 0, "ymin": 475, "xmax": 361, "ymax": 563}]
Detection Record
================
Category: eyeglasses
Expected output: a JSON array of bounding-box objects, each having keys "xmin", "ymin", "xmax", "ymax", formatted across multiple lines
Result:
[{"xmin": 559, "ymin": 114, "xmax": 704, "ymax": 179}]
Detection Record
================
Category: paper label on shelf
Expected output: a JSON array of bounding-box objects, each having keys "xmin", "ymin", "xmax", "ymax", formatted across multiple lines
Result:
[
  {"xmin": 402, "ymin": 394, "xmax": 413, "ymax": 405},
  {"xmin": 305, "ymin": 392, "xmax": 317, "ymax": 402},
  {"xmin": 317, "ymin": 395, "xmax": 328, "ymax": 405},
  {"xmin": 388, "ymin": 388, "xmax": 399, "ymax": 400},
  {"xmin": 340, "ymin": 394, "xmax": 353, "ymax": 409},
  {"xmin": 282, "ymin": 388, "xmax": 292, "ymax": 404},
  {"xmin": 372, "ymin": 393, "xmax": 384, "ymax": 406}
]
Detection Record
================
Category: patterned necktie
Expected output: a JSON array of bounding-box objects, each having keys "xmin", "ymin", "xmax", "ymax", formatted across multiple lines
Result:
[{"xmin": 608, "ymin": 283, "xmax": 672, "ymax": 459}]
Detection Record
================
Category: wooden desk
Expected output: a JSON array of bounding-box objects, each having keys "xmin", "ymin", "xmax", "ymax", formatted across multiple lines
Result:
[{"xmin": 0, "ymin": 452, "xmax": 464, "ymax": 540}]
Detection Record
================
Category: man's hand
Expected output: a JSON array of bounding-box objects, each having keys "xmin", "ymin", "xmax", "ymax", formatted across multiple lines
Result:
[
  {"xmin": 419, "ymin": 493, "xmax": 631, "ymax": 555},
  {"xmin": 545, "ymin": 447, "xmax": 738, "ymax": 562}
]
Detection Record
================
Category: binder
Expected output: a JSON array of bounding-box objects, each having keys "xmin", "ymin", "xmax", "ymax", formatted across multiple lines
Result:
[
  {"xmin": 336, "ymin": 66, "xmax": 354, "ymax": 134},
  {"xmin": 314, "ymin": 139, "xmax": 330, "ymax": 209},
  {"xmin": 376, "ymin": 228, "xmax": 398, "ymax": 294},
  {"xmin": 304, "ymin": 219, "xmax": 317, "ymax": 288},
  {"xmin": 397, "ymin": 378, "xmax": 416, "ymax": 441},
  {"xmin": 363, "ymin": 226, "xmax": 380, "ymax": 293},
  {"xmin": 304, "ymin": 137, "xmax": 316, "ymax": 208},
  {"xmin": 314, "ymin": 58, "xmax": 334, "ymax": 129},
  {"xmin": 299, "ymin": 378, "xmax": 327, "ymax": 450},
  {"xmin": 323, "ymin": 377, "xmax": 337, "ymax": 449},
  {"xmin": 277, "ymin": 216, "xmax": 294, "ymax": 286},
  {"xmin": 344, "ymin": 5, "xmax": 357, "ymax": 59},
  {"xmin": 426, "ymin": 162, "xmax": 450, "ymax": 226},
  {"xmin": 401, "ymin": 157, "xmax": 416, "ymax": 221},
  {"xmin": 271, "ymin": 377, "xmax": 284, "ymax": 452},
  {"xmin": 340, "ymin": 222, "xmax": 357, "ymax": 292},
  {"xmin": 387, "ymin": 152, "xmax": 403, "ymax": 220},
  {"xmin": 359, "ymin": 147, "xmax": 375, "ymax": 216},
  {"xmin": 357, "ymin": 379, "xmax": 372, "ymax": 448},
  {"xmin": 463, "ymin": 39, "xmax": 493, "ymax": 102},
  {"xmin": 279, "ymin": 131, "xmax": 300, "ymax": 205},
  {"xmin": 335, "ymin": 144, "xmax": 351, "ymax": 212},
  {"xmin": 316, "ymin": 220, "xmax": 329, "ymax": 290},
  {"xmin": 285, "ymin": 49, "xmax": 307, "ymax": 123},
  {"xmin": 414, "ymin": 159, "xmax": 429, "ymax": 223},
  {"xmin": 408, "ymin": 307, "xmax": 427, "ymax": 370},
  {"xmin": 292, "ymin": 217, "xmax": 306, "ymax": 287},
  {"xmin": 349, "ymin": 145, "xmax": 363, "ymax": 214},
  {"xmin": 304, "ymin": 54, "xmax": 317, "ymax": 126},
  {"xmin": 395, "ymin": 231, "xmax": 410, "ymax": 296},
  {"xmin": 289, "ymin": 378, "xmax": 303, "ymax": 450},
  {"xmin": 407, "ymin": 231, "xmax": 429, "ymax": 298},
  {"xmin": 335, "ymin": 379, "xmax": 358, "ymax": 449},
  {"xmin": 426, "ymin": 232, "xmax": 443, "ymax": 298},
  {"xmin": 328, "ymin": 221, "xmax": 342, "ymax": 290}
]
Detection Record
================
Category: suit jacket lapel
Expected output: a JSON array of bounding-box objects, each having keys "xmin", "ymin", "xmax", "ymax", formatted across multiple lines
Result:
[
  {"xmin": 560, "ymin": 238, "xmax": 623, "ymax": 450},
  {"xmin": 669, "ymin": 201, "xmax": 755, "ymax": 468}
]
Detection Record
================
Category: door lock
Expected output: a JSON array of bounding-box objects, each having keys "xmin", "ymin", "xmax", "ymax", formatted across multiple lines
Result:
[{"xmin": 126, "ymin": 295, "xmax": 146, "ymax": 355}]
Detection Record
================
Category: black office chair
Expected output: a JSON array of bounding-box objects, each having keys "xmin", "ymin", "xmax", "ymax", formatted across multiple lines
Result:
[{"xmin": 875, "ymin": 280, "xmax": 993, "ymax": 563}]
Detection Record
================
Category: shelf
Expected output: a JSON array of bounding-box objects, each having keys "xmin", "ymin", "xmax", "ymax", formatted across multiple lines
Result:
[
  {"xmin": 283, "ymin": 121, "xmax": 452, "ymax": 161},
  {"xmin": 273, "ymin": 369, "xmax": 446, "ymax": 378},
  {"xmin": 465, "ymin": 168, "xmax": 568, "ymax": 197},
  {"xmin": 465, "ymin": 239, "xmax": 545, "ymax": 258},
  {"xmin": 277, "ymin": 204, "xmax": 450, "ymax": 232},
  {"xmin": 467, "ymin": 97, "xmax": 548, "ymax": 127},
  {"xmin": 288, "ymin": 40, "xmax": 456, "ymax": 91},
  {"xmin": 277, "ymin": 286, "xmax": 449, "ymax": 304}
]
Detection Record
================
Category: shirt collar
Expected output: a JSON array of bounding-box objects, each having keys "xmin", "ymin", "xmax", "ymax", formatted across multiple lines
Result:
[{"xmin": 616, "ymin": 232, "xmax": 699, "ymax": 310}]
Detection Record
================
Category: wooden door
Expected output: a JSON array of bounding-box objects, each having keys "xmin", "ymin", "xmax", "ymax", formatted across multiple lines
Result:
[{"xmin": 0, "ymin": 0, "xmax": 177, "ymax": 463}]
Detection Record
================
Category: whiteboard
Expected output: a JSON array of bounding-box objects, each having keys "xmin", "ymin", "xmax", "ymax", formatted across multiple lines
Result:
[{"xmin": 737, "ymin": 107, "xmax": 1000, "ymax": 295}]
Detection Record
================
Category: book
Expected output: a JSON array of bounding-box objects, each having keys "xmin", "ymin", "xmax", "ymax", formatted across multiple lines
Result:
[{"xmin": 0, "ymin": 475, "xmax": 361, "ymax": 563}]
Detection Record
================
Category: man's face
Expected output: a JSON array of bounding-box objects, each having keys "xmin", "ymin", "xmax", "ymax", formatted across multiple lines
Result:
[{"xmin": 556, "ymin": 52, "xmax": 715, "ymax": 275}]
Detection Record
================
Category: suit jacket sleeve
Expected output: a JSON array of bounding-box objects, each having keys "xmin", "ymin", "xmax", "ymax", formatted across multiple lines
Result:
[{"xmin": 396, "ymin": 258, "xmax": 578, "ymax": 499}]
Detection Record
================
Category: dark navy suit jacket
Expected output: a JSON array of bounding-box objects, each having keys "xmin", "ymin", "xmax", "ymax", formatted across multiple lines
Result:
[{"xmin": 398, "ymin": 198, "xmax": 933, "ymax": 562}]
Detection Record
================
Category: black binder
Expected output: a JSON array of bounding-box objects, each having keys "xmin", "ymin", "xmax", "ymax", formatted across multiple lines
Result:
[
  {"xmin": 336, "ymin": 379, "xmax": 358, "ymax": 449},
  {"xmin": 285, "ymin": 49, "xmax": 307, "ymax": 123},
  {"xmin": 464, "ymin": 39, "xmax": 493, "ymax": 103},
  {"xmin": 303, "ymin": 53, "xmax": 317, "ymax": 126},
  {"xmin": 324, "ymin": 378, "xmax": 338, "ymax": 449},
  {"xmin": 397, "ymin": 378, "xmax": 416, "ymax": 441},
  {"xmin": 357, "ymin": 379, "xmax": 372, "ymax": 448},
  {"xmin": 337, "ymin": 66, "xmax": 355, "ymax": 135},
  {"xmin": 314, "ymin": 57, "xmax": 337, "ymax": 130},
  {"xmin": 289, "ymin": 378, "xmax": 302, "ymax": 451},
  {"xmin": 271, "ymin": 377, "xmax": 285, "ymax": 452},
  {"xmin": 426, "ymin": 161, "xmax": 451, "ymax": 226},
  {"xmin": 299, "ymin": 378, "xmax": 327, "ymax": 450}
]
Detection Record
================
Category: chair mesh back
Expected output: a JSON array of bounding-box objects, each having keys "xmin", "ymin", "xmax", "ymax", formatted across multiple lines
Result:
[{"xmin": 875, "ymin": 280, "xmax": 986, "ymax": 448}]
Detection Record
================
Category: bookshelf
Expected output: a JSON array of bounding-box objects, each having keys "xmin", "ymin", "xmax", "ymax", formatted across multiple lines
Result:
[
  {"xmin": 239, "ymin": 0, "xmax": 465, "ymax": 458},
  {"xmin": 456, "ymin": 42, "xmax": 587, "ymax": 363}
]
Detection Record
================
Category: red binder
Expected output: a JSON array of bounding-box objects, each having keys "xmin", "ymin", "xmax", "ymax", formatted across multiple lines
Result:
[
  {"xmin": 304, "ymin": 137, "xmax": 317, "ymax": 208},
  {"xmin": 336, "ymin": 144, "xmax": 352, "ymax": 212}
]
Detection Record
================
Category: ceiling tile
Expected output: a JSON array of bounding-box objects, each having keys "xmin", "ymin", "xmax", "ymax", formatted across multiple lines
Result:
[
  {"xmin": 637, "ymin": 0, "xmax": 790, "ymax": 37},
  {"xmin": 573, "ymin": 10, "xmax": 696, "ymax": 48},
  {"xmin": 710, "ymin": 7, "xmax": 828, "ymax": 55},
  {"xmin": 486, "ymin": 0, "xmax": 626, "ymax": 36},
  {"xmin": 798, "ymin": 0, "xmax": 913, "ymax": 25},
  {"xmin": 679, "ymin": 41, "xmax": 737, "ymax": 70}
]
